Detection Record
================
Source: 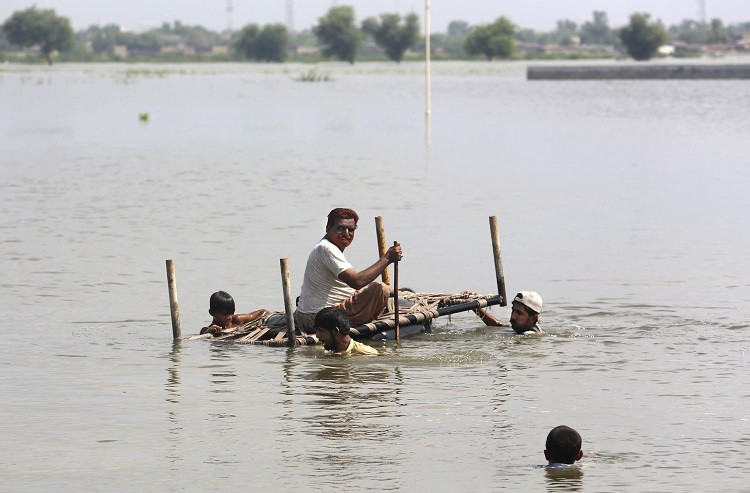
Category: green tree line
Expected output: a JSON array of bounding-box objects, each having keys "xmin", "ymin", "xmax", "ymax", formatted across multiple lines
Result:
[{"xmin": 3, "ymin": 4, "xmax": 750, "ymax": 64}]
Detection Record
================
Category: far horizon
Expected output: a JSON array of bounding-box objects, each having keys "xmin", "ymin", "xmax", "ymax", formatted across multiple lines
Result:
[{"xmin": 2, "ymin": 0, "xmax": 750, "ymax": 34}]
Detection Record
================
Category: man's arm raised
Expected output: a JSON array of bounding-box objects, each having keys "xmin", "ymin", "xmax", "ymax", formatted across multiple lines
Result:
[{"xmin": 338, "ymin": 244, "xmax": 402, "ymax": 290}]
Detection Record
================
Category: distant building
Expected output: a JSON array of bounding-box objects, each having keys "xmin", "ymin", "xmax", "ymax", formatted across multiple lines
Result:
[
  {"xmin": 657, "ymin": 45, "xmax": 676, "ymax": 56},
  {"xmin": 294, "ymin": 45, "xmax": 319, "ymax": 56},
  {"xmin": 113, "ymin": 45, "xmax": 128, "ymax": 58}
]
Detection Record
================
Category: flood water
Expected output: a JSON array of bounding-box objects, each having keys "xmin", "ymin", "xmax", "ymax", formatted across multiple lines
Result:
[{"xmin": 1, "ymin": 61, "xmax": 748, "ymax": 492}]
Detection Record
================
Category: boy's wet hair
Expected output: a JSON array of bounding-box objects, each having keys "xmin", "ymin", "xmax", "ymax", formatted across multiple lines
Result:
[
  {"xmin": 210, "ymin": 291, "xmax": 235, "ymax": 315},
  {"xmin": 546, "ymin": 425, "xmax": 582, "ymax": 464},
  {"xmin": 326, "ymin": 208, "xmax": 359, "ymax": 230},
  {"xmin": 314, "ymin": 306, "xmax": 351, "ymax": 336}
]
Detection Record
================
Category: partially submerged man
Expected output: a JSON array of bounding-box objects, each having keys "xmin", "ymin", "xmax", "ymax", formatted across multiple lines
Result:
[
  {"xmin": 294, "ymin": 207, "xmax": 402, "ymax": 333},
  {"xmin": 475, "ymin": 291, "xmax": 543, "ymax": 334},
  {"xmin": 314, "ymin": 306, "xmax": 379, "ymax": 355}
]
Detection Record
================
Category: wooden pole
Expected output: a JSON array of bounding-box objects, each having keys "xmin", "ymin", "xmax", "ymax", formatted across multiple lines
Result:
[
  {"xmin": 425, "ymin": 0, "xmax": 431, "ymax": 120},
  {"xmin": 393, "ymin": 241, "xmax": 400, "ymax": 341},
  {"xmin": 375, "ymin": 216, "xmax": 391, "ymax": 285},
  {"xmin": 165, "ymin": 259, "xmax": 181, "ymax": 340},
  {"xmin": 351, "ymin": 295, "xmax": 503, "ymax": 335},
  {"xmin": 280, "ymin": 258, "xmax": 296, "ymax": 347},
  {"xmin": 489, "ymin": 216, "xmax": 508, "ymax": 306}
]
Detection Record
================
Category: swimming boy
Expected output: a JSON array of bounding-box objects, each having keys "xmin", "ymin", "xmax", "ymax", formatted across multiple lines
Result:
[
  {"xmin": 200, "ymin": 290, "xmax": 269, "ymax": 336},
  {"xmin": 545, "ymin": 425, "xmax": 583, "ymax": 465}
]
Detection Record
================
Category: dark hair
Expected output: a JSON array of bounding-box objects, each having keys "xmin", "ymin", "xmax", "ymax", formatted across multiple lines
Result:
[
  {"xmin": 209, "ymin": 291, "xmax": 235, "ymax": 315},
  {"xmin": 314, "ymin": 306, "xmax": 351, "ymax": 336},
  {"xmin": 326, "ymin": 208, "xmax": 359, "ymax": 230},
  {"xmin": 546, "ymin": 425, "xmax": 582, "ymax": 464}
]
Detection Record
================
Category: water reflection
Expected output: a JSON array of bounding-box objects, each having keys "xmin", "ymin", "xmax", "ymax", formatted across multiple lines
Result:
[
  {"xmin": 544, "ymin": 466, "xmax": 584, "ymax": 491},
  {"xmin": 165, "ymin": 340, "xmax": 181, "ymax": 405},
  {"xmin": 310, "ymin": 363, "xmax": 402, "ymax": 433},
  {"xmin": 165, "ymin": 340, "xmax": 183, "ymax": 468},
  {"xmin": 205, "ymin": 345, "xmax": 239, "ymax": 440},
  {"xmin": 309, "ymin": 362, "xmax": 403, "ymax": 488},
  {"xmin": 276, "ymin": 349, "xmax": 406, "ymax": 488},
  {"xmin": 206, "ymin": 344, "xmax": 240, "ymax": 397},
  {"xmin": 491, "ymin": 361, "xmax": 510, "ymax": 410}
]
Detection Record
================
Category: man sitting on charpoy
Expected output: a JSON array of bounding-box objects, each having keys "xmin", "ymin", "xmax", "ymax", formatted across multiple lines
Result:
[{"xmin": 294, "ymin": 207, "xmax": 402, "ymax": 333}]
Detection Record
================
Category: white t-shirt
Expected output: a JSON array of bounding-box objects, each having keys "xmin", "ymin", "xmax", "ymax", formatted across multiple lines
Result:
[{"xmin": 297, "ymin": 238, "xmax": 356, "ymax": 314}]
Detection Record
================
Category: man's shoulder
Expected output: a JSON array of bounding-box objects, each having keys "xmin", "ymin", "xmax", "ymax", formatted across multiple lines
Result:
[
  {"xmin": 351, "ymin": 340, "xmax": 379, "ymax": 355},
  {"xmin": 311, "ymin": 238, "xmax": 338, "ymax": 254},
  {"xmin": 312, "ymin": 238, "xmax": 350, "ymax": 268}
]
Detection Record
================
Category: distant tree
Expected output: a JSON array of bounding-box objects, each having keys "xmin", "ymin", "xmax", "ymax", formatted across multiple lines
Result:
[
  {"xmin": 233, "ymin": 24, "xmax": 260, "ymax": 58},
  {"xmin": 447, "ymin": 20, "xmax": 471, "ymax": 38},
  {"xmin": 553, "ymin": 19, "xmax": 578, "ymax": 45},
  {"xmin": 2, "ymin": 6, "xmax": 74, "ymax": 64},
  {"xmin": 232, "ymin": 23, "xmax": 288, "ymax": 62},
  {"xmin": 156, "ymin": 22, "xmax": 172, "ymax": 35},
  {"xmin": 89, "ymin": 24, "xmax": 122, "ymax": 54},
  {"xmin": 121, "ymin": 31, "xmax": 162, "ymax": 56},
  {"xmin": 515, "ymin": 27, "xmax": 544, "ymax": 44},
  {"xmin": 173, "ymin": 21, "xmax": 190, "ymax": 37},
  {"xmin": 446, "ymin": 20, "xmax": 470, "ymax": 56},
  {"xmin": 290, "ymin": 28, "xmax": 316, "ymax": 49},
  {"xmin": 580, "ymin": 11, "xmax": 616, "ymax": 45},
  {"xmin": 465, "ymin": 16, "xmax": 515, "ymax": 60},
  {"xmin": 313, "ymin": 6, "xmax": 362, "ymax": 63},
  {"xmin": 255, "ymin": 24, "xmax": 288, "ymax": 62},
  {"xmin": 619, "ymin": 13, "xmax": 667, "ymax": 60},
  {"xmin": 0, "ymin": 30, "xmax": 12, "ymax": 52},
  {"xmin": 710, "ymin": 18, "xmax": 730, "ymax": 43},
  {"xmin": 361, "ymin": 12, "xmax": 419, "ymax": 62},
  {"xmin": 670, "ymin": 19, "xmax": 710, "ymax": 44},
  {"xmin": 186, "ymin": 27, "xmax": 213, "ymax": 51},
  {"xmin": 428, "ymin": 20, "xmax": 470, "ymax": 57}
]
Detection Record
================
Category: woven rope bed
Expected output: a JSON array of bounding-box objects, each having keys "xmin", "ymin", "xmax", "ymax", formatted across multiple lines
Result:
[{"xmin": 186, "ymin": 292, "xmax": 502, "ymax": 347}]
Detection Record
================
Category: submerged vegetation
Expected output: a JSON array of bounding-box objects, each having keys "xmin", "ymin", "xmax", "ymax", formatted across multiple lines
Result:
[{"xmin": 293, "ymin": 68, "xmax": 332, "ymax": 82}]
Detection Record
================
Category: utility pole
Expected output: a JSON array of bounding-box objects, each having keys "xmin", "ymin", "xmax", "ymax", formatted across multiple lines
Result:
[
  {"xmin": 698, "ymin": 0, "xmax": 707, "ymax": 23},
  {"xmin": 226, "ymin": 0, "xmax": 234, "ymax": 33},
  {"xmin": 286, "ymin": 0, "xmax": 294, "ymax": 33}
]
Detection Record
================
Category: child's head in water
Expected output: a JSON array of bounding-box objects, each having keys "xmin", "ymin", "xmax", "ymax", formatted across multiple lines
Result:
[
  {"xmin": 201, "ymin": 292, "xmax": 269, "ymax": 336},
  {"xmin": 208, "ymin": 291, "xmax": 235, "ymax": 327},
  {"xmin": 545, "ymin": 425, "xmax": 583, "ymax": 465}
]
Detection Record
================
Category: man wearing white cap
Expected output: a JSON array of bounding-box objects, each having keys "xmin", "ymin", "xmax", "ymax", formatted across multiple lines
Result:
[{"xmin": 475, "ymin": 291, "xmax": 543, "ymax": 334}]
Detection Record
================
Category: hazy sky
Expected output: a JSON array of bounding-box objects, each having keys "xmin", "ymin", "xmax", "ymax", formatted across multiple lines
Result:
[{"xmin": 2, "ymin": 0, "xmax": 750, "ymax": 33}]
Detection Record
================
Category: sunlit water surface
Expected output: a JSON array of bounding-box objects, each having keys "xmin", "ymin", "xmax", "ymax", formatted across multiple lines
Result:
[{"xmin": 1, "ymin": 61, "xmax": 748, "ymax": 492}]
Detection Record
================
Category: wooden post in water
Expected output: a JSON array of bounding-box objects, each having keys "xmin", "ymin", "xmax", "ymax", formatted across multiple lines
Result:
[
  {"xmin": 489, "ymin": 216, "xmax": 508, "ymax": 306},
  {"xmin": 393, "ymin": 241, "xmax": 400, "ymax": 341},
  {"xmin": 165, "ymin": 259, "xmax": 181, "ymax": 340},
  {"xmin": 280, "ymin": 258, "xmax": 296, "ymax": 347},
  {"xmin": 375, "ymin": 216, "xmax": 391, "ymax": 285},
  {"xmin": 425, "ymin": 0, "xmax": 432, "ymax": 121},
  {"xmin": 424, "ymin": 0, "xmax": 432, "ymax": 142}
]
